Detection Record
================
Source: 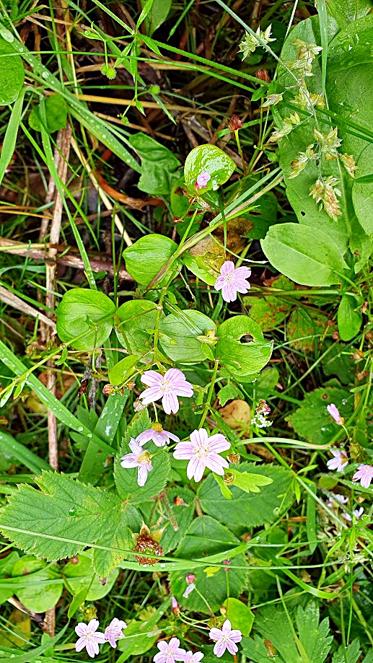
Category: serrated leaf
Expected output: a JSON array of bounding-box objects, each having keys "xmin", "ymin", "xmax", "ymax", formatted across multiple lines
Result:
[
  {"xmin": 0, "ymin": 472, "xmax": 125, "ymax": 562},
  {"xmin": 159, "ymin": 487, "xmax": 195, "ymax": 554},
  {"xmin": 114, "ymin": 410, "xmax": 170, "ymax": 504},
  {"xmin": 199, "ymin": 464, "xmax": 294, "ymax": 533}
]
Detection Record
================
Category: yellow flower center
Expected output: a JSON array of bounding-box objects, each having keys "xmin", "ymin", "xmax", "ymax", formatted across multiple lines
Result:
[
  {"xmin": 138, "ymin": 451, "xmax": 152, "ymax": 464},
  {"xmin": 152, "ymin": 422, "xmax": 163, "ymax": 433}
]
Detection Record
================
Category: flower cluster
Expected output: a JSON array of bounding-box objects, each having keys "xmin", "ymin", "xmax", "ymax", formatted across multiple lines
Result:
[
  {"xmin": 309, "ymin": 176, "xmax": 342, "ymax": 220},
  {"xmin": 120, "ymin": 368, "xmax": 230, "ymax": 486},
  {"xmin": 152, "ymin": 620, "xmax": 242, "ymax": 662},
  {"xmin": 268, "ymin": 112, "xmax": 300, "ymax": 143},
  {"xmin": 291, "ymin": 39, "xmax": 322, "ymax": 78},
  {"xmin": 75, "ymin": 618, "xmax": 126, "ymax": 658},
  {"xmin": 252, "ymin": 400, "xmax": 272, "ymax": 428}
]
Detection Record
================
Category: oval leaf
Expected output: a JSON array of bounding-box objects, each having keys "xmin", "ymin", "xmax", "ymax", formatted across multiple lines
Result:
[
  {"xmin": 56, "ymin": 288, "xmax": 115, "ymax": 351},
  {"xmin": 184, "ymin": 144, "xmax": 235, "ymax": 194},
  {"xmin": 123, "ymin": 234, "xmax": 178, "ymax": 286},
  {"xmin": 261, "ymin": 223, "xmax": 348, "ymax": 286},
  {"xmin": 0, "ymin": 37, "xmax": 24, "ymax": 105}
]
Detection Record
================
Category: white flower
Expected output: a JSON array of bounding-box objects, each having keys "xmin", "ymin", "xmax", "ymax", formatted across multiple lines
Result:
[
  {"xmin": 173, "ymin": 429, "xmax": 230, "ymax": 482},
  {"xmin": 209, "ymin": 619, "xmax": 242, "ymax": 657},
  {"xmin": 75, "ymin": 619, "xmax": 105, "ymax": 658},
  {"xmin": 120, "ymin": 439, "xmax": 153, "ymax": 486},
  {"xmin": 104, "ymin": 618, "xmax": 127, "ymax": 648},
  {"xmin": 326, "ymin": 449, "xmax": 348, "ymax": 472}
]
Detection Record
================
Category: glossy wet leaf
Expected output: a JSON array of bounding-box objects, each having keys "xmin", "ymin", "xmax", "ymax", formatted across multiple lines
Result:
[
  {"xmin": 0, "ymin": 37, "xmax": 24, "ymax": 105},
  {"xmin": 29, "ymin": 94, "xmax": 67, "ymax": 133},
  {"xmin": 184, "ymin": 144, "xmax": 235, "ymax": 194},
  {"xmin": 128, "ymin": 133, "xmax": 180, "ymax": 195},
  {"xmin": 108, "ymin": 355, "xmax": 140, "ymax": 386},
  {"xmin": 216, "ymin": 316, "xmax": 273, "ymax": 380},
  {"xmin": 56, "ymin": 288, "xmax": 116, "ymax": 351},
  {"xmin": 123, "ymin": 234, "xmax": 178, "ymax": 286},
  {"xmin": 116, "ymin": 299, "xmax": 159, "ymax": 353},
  {"xmin": 159, "ymin": 309, "xmax": 216, "ymax": 363}
]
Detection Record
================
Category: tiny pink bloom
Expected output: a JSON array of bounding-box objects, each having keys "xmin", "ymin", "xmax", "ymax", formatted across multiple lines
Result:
[
  {"xmin": 182, "ymin": 652, "xmax": 204, "ymax": 663},
  {"xmin": 173, "ymin": 428, "xmax": 230, "ymax": 482},
  {"xmin": 171, "ymin": 596, "xmax": 179, "ymax": 611},
  {"xmin": 209, "ymin": 619, "xmax": 242, "ymax": 657},
  {"xmin": 186, "ymin": 574, "xmax": 196, "ymax": 584},
  {"xmin": 154, "ymin": 637, "xmax": 186, "ymax": 663},
  {"xmin": 137, "ymin": 423, "xmax": 179, "ymax": 447},
  {"xmin": 343, "ymin": 507, "xmax": 364, "ymax": 522},
  {"xmin": 140, "ymin": 368, "xmax": 193, "ymax": 415},
  {"xmin": 104, "ymin": 618, "xmax": 127, "ymax": 648},
  {"xmin": 195, "ymin": 171, "xmax": 211, "ymax": 190},
  {"xmin": 352, "ymin": 464, "xmax": 373, "ymax": 489},
  {"xmin": 331, "ymin": 493, "xmax": 348, "ymax": 506},
  {"xmin": 327, "ymin": 403, "xmax": 344, "ymax": 425},
  {"xmin": 120, "ymin": 438, "xmax": 153, "ymax": 486},
  {"xmin": 326, "ymin": 449, "xmax": 348, "ymax": 472},
  {"xmin": 183, "ymin": 583, "xmax": 195, "ymax": 599},
  {"xmin": 75, "ymin": 619, "xmax": 105, "ymax": 658},
  {"xmin": 214, "ymin": 260, "xmax": 251, "ymax": 302}
]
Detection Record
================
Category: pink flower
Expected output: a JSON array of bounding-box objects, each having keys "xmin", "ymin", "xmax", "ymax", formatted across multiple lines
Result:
[
  {"xmin": 137, "ymin": 423, "xmax": 179, "ymax": 447},
  {"xmin": 173, "ymin": 428, "xmax": 230, "ymax": 482},
  {"xmin": 326, "ymin": 449, "xmax": 348, "ymax": 472},
  {"xmin": 343, "ymin": 507, "xmax": 364, "ymax": 522},
  {"xmin": 75, "ymin": 619, "xmax": 105, "ymax": 658},
  {"xmin": 352, "ymin": 464, "xmax": 373, "ymax": 489},
  {"xmin": 120, "ymin": 439, "xmax": 153, "ymax": 486},
  {"xmin": 104, "ymin": 618, "xmax": 127, "ymax": 648},
  {"xmin": 182, "ymin": 652, "xmax": 204, "ymax": 663},
  {"xmin": 209, "ymin": 619, "xmax": 242, "ymax": 657},
  {"xmin": 154, "ymin": 637, "xmax": 186, "ymax": 663},
  {"xmin": 214, "ymin": 260, "xmax": 251, "ymax": 302},
  {"xmin": 140, "ymin": 369, "xmax": 193, "ymax": 415},
  {"xmin": 195, "ymin": 171, "xmax": 211, "ymax": 190},
  {"xmin": 327, "ymin": 403, "xmax": 344, "ymax": 425}
]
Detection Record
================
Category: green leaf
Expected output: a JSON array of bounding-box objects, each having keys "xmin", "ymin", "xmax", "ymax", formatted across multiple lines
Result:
[
  {"xmin": 217, "ymin": 383, "xmax": 242, "ymax": 406},
  {"xmin": 287, "ymin": 307, "xmax": 332, "ymax": 352},
  {"xmin": 64, "ymin": 552, "xmax": 119, "ymax": 600},
  {"xmin": 184, "ymin": 144, "xmax": 236, "ymax": 194},
  {"xmin": 56, "ymin": 288, "xmax": 116, "ymax": 351},
  {"xmin": 0, "ymin": 37, "xmax": 24, "ymax": 105},
  {"xmin": 114, "ymin": 410, "xmax": 170, "ymax": 504},
  {"xmin": 182, "ymin": 235, "xmax": 225, "ymax": 286},
  {"xmin": 199, "ymin": 464, "xmax": 294, "ymax": 533},
  {"xmin": 108, "ymin": 355, "xmax": 139, "ymax": 386},
  {"xmin": 117, "ymin": 610, "xmax": 163, "ymax": 660},
  {"xmin": 229, "ymin": 469, "xmax": 273, "ymax": 494},
  {"xmin": 170, "ymin": 516, "xmax": 248, "ymax": 613},
  {"xmin": 242, "ymin": 601, "xmax": 332, "ymax": 663},
  {"xmin": 29, "ymin": 94, "xmax": 67, "ymax": 133},
  {"xmin": 286, "ymin": 386, "xmax": 353, "ymax": 445},
  {"xmin": 116, "ymin": 299, "xmax": 158, "ymax": 353},
  {"xmin": 0, "ymin": 88, "xmax": 24, "ymax": 186},
  {"xmin": 0, "ymin": 472, "xmax": 125, "ymax": 563},
  {"xmin": 128, "ymin": 133, "xmax": 180, "ymax": 195},
  {"xmin": 337, "ymin": 294, "xmax": 362, "ymax": 341},
  {"xmin": 159, "ymin": 309, "xmax": 216, "ymax": 363},
  {"xmin": 159, "ymin": 487, "xmax": 195, "ymax": 554},
  {"xmin": 142, "ymin": 0, "xmax": 172, "ymax": 33},
  {"xmin": 0, "ymin": 430, "xmax": 49, "ymax": 474},
  {"xmin": 123, "ymin": 234, "xmax": 178, "ymax": 286},
  {"xmin": 261, "ymin": 223, "xmax": 348, "ymax": 286},
  {"xmin": 223, "ymin": 598, "xmax": 254, "ymax": 637},
  {"xmin": 326, "ymin": 0, "xmax": 372, "ymax": 29},
  {"xmin": 352, "ymin": 143, "xmax": 373, "ymax": 236},
  {"xmin": 216, "ymin": 316, "xmax": 273, "ymax": 380},
  {"xmin": 332, "ymin": 639, "xmax": 362, "ymax": 663},
  {"xmin": 11, "ymin": 557, "xmax": 63, "ymax": 612}
]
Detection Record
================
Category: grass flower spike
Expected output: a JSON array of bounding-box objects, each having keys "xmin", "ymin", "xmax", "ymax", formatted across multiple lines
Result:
[
  {"xmin": 140, "ymin": 369, "xmax": 193, "ymax": 414},
  {"xmin": 75, "ymin": 620, "xmax": 105, "ymax": 658},
  {"xmin": 209, "ymin": 619, "xmax": 242, "ymax": 657},
  {"xmin": 173, "ymin": 428, "xmax": 230, "ymax": 481},
  {"xmin": 120, "ymin": 439, "xmax": 153, "ymax": 486},
  {"xmin": 215, "ymin": 260, "xmax": 251, "ymax": 302}
]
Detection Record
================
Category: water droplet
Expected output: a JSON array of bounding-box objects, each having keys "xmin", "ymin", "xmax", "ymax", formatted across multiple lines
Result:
[
  {"xmin": 0, "ymin": 28, "xmax": 14, "ymax": 42},
  {"xmin": 68, "ymin": 507, "xmax": 77, "ymax": 516},
  {"xmin": 41, "ymin": 71, "xmax": 49, "ymax": 80},
  {"xmin": 342, "ymin": 399, "xmax": 347, "ymax": 405},
  {"xmin": 78, "ymin": 426, "xmax": 84, "ymax": 432}
]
